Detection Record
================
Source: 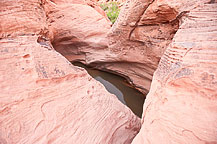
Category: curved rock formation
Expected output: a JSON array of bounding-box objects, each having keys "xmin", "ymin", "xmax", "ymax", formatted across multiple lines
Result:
[
  {"xmin": 44, "ymin": 0, "xmax": 111, "ymax": 62},
  {"xmin": 132, "ymin": 0, "xmax": 217, "ymax": 143},
  {"xmin": 44, "ymin": 0, "xmax": 178, "ymax": 95},
  {"xmin": 0, "ymin": 0, "xmax": 140, "ymax": 143},
  {"xmin": 93, "ymin": 0, "xmax": 181, "ymax": 94},
  {"xmin": 2, "ymin": 0, "xmax": 216, "ymax": 143},
  {"xmin": 53, "ymin": 0, "xmax": 180, "ymax": 94}
]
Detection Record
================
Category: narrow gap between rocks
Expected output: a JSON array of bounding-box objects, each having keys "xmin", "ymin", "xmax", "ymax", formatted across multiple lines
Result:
[{"xmin": 72, "ymin": 61, "xmax": 146, "ymax": 118}]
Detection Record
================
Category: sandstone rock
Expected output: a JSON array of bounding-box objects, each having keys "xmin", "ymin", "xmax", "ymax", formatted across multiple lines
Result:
[
  {"xmin": 132, "ymin": 1, "xmax": 217, "ymax": 143},
  {"xmin": 0, "ymin": 0, "xmax": 48, "ymax": 38},
  {"xmin": 48, "ymin": 0, "xmax": 85, "ymax": 4},
  {"xmin": 0, "ymin": 36, "xmax": 140, "ymax": 144},
  {"xmin": 80, "ymin": 0, "xmax": 215, "ymax": 96},
  {"xmin": 61, "ymin": 0, "xmax": 180, "ymax": 94},
  {"xmin": 42, "ymin": 0, "xmax": 167, "ymax": 95},
  {"xmin": 58, "ymin": 0, "xmax": 110, "ymax": 24},
  {"xmin": 0, "ymin": 1, "xmax": 140, "ymax": 143},
  {"xmin": 44, "ymin": 0, "xmax": 201, "ymax": 96},
  {"xmin": 82, "ymin": 0, "xmax": 178, "ymax": 94},
  {"xmin": 44, "ymin": 0, "xmax": 111, "ymax": 62}
]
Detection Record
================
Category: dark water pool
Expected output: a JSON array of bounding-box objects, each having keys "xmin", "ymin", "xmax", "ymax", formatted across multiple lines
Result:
[{"xmin": 72, "ymin": 62, "xmax": 145, "ymax": 118}]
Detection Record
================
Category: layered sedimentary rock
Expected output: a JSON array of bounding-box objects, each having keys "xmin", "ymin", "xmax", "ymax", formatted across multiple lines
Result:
[
  {"xmin": 0, "ymin": 0, "xmax": 48, "ymax": 38},
  {"xmin": 132, "ymin": 0, "xmax": 217, "ymax": 143},
  {"xmin": 0, "ymin": 36, "xmax": 140, "ymax": 144},
  {"xmin": 0, "ymin": 0, "xmax": 141, "ymax": 143}
]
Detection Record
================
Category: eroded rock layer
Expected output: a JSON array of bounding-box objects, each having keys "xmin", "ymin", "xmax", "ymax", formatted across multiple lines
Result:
[
  {"xmin": 98, "ymin": 0, "xmax": 182, "ymax": 93},
  {"xmin": 0, "ymin": 0, "xmax": 140, "ymax": 143},
  {"xmin": 54, "ymin": 0, "xmax": 181, "ymax": 94},
  {"xmin": 46, "ymin": 0, "xmax": 212, "ymax": 96},
  {"xmin": 132, "ymin": 1, "xmax": 217, "ymax": 143}
]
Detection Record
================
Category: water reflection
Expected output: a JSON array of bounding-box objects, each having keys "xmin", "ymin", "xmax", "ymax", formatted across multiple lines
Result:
[
  {"xmin": 72, "ymin": 62, "xmax": 145, "ymax": 118},
  {"xmin": 95, "ymin": 76, "xmax": 126, "ymax": 104}
]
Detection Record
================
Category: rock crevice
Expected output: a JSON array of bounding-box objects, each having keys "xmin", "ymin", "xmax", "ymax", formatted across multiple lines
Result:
[{"xmin": 0, "ymin": 1, "xmax": 141, "ymax": 143}]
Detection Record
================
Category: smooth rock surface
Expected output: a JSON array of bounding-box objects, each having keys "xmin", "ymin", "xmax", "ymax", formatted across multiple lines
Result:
[
  {"xmin": 0, "ymin": 1, "xmax": 140, "ymax": 143},
  {"xmin": 132, "ymin": 1, "xmax": 217, "ymax": 143},
  {"xmin": 45, "ymin": 0, "xmax": 111, "ymax": 62},
  {"xmin": 0, "ymin": 36, "xmax": 141, "ymax": 144}
]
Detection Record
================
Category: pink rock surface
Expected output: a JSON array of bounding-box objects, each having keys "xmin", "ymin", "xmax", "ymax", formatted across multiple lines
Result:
[
  {"xmin": 47, "ymin": 0, "xmax": 111, "ymax": 22},
  {"xmin": 47, "ymin": 0, "xmax": 204, "ymax": 96},
  {"xmin": 0, "ymin": 0, "xmax": 48, "ymax": 38},
  {"xmin": 43, "ymin": 0, "xmax": 176, "ymax": 95},
  {"xmin": 45, "ymin": 0, "xmax": 111, "ymax": 61},
  {"xmin": 65, "ymin": 0, "xmax": 180, "ymax": 94},
  {"xmin": 2, "ymin": 0, "xmax": 216, "ymax": 143},
  {"xmin": 0, "ymin": 36, "xmax": 140, "ymax": 144},
  {"xmin": 132, "ymin": 1, "xmax": 217, "ymax": 143},
  {"xmin": 0, "ymin": 1, "xmax": 140, "ymax": 143}
]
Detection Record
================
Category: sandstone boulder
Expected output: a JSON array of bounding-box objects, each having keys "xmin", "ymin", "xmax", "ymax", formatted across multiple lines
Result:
[{"xmin": 45, "ymin": 0, "xmax": 111, "ymax": 63}]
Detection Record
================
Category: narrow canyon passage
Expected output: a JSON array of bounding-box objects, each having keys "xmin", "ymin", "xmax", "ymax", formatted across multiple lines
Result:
[
  {"xmin": 72, "ymin": 62, "xmax": 146, "ymax": 117},
  {"xmin": 1, "ymin": 0, "xmax": 217, "ymax": 143}
]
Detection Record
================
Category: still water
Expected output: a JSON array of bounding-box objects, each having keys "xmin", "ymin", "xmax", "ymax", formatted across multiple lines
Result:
[{"xmin": 72, "ymin": 62, "xmax": 145, "ymax": 118}]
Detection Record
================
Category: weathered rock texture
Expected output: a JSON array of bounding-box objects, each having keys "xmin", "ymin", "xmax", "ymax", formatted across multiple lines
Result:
[
  {"xmin": 0, "ymin": 0, "xmax": 141, "ymax": 143},
  {"xmin": 54, "ymin": 0, "xmax": 181, "ymax": 94},
  {"xmin": 96, "ymin": 0, "xmax": 181, "ymax": 94},
  {"xmin": 132, "ymin": 0, "xmax": 217, "ymax": 143}
]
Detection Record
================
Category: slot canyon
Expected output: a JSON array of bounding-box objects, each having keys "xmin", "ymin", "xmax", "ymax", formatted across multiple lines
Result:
[{"xmin": 0, "ymin": 0, "xmax": 217, "ymax": 143}]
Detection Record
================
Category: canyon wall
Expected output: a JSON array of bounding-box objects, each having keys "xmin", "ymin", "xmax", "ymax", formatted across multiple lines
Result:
[
  {"xmin": 49, "ymin": 0, "xmax": 180, "ymax": 94},
  {"xmin": 132, "ymin": 0, "xmax": 217, "ymax": 143},
  {"xmin": 95, "ymin": 0, "xmax": 180, "ymax": 93},
  {"xmin": 0, "ymin": 0, "xmax": 141, "ymax": 143},
  {"xmin": 1, "ymin": 0, "xmax": 217, "ymax": 143}
]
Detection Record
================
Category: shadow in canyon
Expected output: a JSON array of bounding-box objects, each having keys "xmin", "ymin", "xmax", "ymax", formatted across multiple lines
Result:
[{"xmin": 72, "ymin": 61, "xmax": 146, "ymax": 118}]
